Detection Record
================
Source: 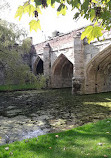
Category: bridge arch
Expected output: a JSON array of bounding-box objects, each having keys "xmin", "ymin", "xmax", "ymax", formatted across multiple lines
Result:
[
  {"xmin": 33, "ymin": 56, "xmax": 43, "ymax": 75},
  {"xmin": 51, "ymin": 54, "xmax": 73, "ymax": 88},
  {"xmin": 85, "ymin": 44, "xmax": 111, "ymax": 94}
]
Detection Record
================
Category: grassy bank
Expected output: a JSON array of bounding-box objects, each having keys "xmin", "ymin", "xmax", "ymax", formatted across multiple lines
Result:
[
  {"xmin": 0, "ymin": 118, "xmax": 111, "ymax": 158},
  {"xmin": 0, "ymin": 84, "xmax": 40, "ymax": 92}
]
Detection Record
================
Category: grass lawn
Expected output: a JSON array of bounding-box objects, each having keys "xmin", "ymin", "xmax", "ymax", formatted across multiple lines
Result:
[
  {"xmin": 0, "ymin": 84, "xmax": 39, "ymax": 92},
  {"xmin": 0, "ymin": 118, "xmax": 111, "ymax": 158}
]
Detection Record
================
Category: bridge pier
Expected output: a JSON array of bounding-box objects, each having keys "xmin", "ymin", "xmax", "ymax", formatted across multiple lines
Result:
[
  {"xmin": 43, "ymin": 43, "xmax": 51, "ymax": 88},
  {"xmin": 72, "ymin": 34, "xmax": 85, "ymax": 94}
]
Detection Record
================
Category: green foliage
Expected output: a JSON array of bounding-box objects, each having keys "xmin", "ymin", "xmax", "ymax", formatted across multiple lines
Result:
[
  {"xmin": 0, "ymin": 20, "xmax": 16, "ymax": 47},
  {"xmin": 81, "ymin": 25, "xmax": 103, "ymax": 43},
  {"xmin": 22, "ymin": 37, "xmax": 32, "ymax": 53},
  {"xmin": 15, "ymin": 1, "xmax": 42, "ymax": 32},
  {"xmin": 15, "ymin": 6, "xmax": 24, "ymax": 20},
  {"xmin": 15, "ymin": 2, "xmax": 37, "ymax": 20},
  {"xmin": 69, "ymin": 0, "xmax": 81, "ymax": 10},
  {"xmin": 57, "ymin": 4, "xmax": 67, "ymax": 16},
  {"xmin": 0, "ymin": 19, "xmax": 27, "ymax": 47},
  {"xmin": 0, "ymin": 84, "xmax": 37, "ymax": 91},
  {"xmin": 0, "ymin": 47, "xmax": 34, "ymax": 85},
  {"xmin": 15, "ymin": 0, "xmax": 111, "ymax": 43},
  {"xmin": 0, "ymin": 19, "xmax": 38, "ymax": 86},
  {"xmin": 0, "ymin": 74, "xmax": 46, "ymax": 91},
  {"xmin": 36, "ymin": 74, "xmax": 46, "ymax": 88},
  {"xmin": 0, "ymin": 20, "xmax": 47, "ymax": 89},
  {"xmin": 29, "ymin": 19, "xmax": 41, "ymax": 32}
]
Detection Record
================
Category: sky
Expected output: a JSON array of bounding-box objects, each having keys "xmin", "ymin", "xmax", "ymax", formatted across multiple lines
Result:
[{"xmin": 0, "ymin": 0, "xmax": 90, "ymax": 44}]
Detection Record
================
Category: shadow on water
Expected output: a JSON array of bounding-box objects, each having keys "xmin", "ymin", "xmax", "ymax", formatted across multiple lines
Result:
[{"xmin": 0, "ymin": 89, "xmax": 111, "ymax": 145}]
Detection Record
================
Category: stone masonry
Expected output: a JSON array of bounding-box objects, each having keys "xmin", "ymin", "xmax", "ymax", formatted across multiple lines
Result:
[{"xmin": 31, "ymin": 28, "xmax": 111, "ymax": 94}]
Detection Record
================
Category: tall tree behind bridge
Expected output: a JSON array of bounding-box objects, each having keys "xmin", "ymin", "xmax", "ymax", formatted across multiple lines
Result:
[{"xmin": 0, "ymin": 19, "xmax": 37, "ymax": 85}]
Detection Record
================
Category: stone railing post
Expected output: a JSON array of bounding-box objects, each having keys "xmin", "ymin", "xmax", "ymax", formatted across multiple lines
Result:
[
  {"xmin": 72, "ymin": 34, "xmax": 85, "ymax": 94},
  {"xmin": 43, "ymin": 43, "xmax": 51, "ymax": 88}
]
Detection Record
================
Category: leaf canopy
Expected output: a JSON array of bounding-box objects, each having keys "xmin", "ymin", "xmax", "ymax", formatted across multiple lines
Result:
[
  {"xmin": 29, "ymin": 20, "xmax": 41, "ymax": 32},
  {"xmin": 81, "ymin": 25, "xmax": 103, "ymax": 43},
  {"xmin": 15, "ymin": 0, "xmax": 111, "ymax": 43}
]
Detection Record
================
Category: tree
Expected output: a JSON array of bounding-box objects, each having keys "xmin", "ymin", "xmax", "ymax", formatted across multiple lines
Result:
[
  {"xmin": 15, "ymin": 0, "xmax": 111, "ymax": 43},
  {"xmin": 0, "ymin": 0, "xmax": 10, "ymax": 11},
  {"xmin": 0, "ymin": 19, "xmax": 37, "ymax": 85}
]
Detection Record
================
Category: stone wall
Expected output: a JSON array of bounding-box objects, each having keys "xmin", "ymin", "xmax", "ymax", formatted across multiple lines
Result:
[
  {"xmin": 31, "ymin": 29, "xmax": 111, "ymax": 94},
  {"xmin": 85, "ymin": 44, "xmax": 111, "ymax": 94}
]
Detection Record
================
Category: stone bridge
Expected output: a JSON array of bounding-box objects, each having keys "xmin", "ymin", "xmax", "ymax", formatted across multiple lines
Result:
[{"xmin": 31, "ymin": 28, "xmax": 111, "ymax": 94}]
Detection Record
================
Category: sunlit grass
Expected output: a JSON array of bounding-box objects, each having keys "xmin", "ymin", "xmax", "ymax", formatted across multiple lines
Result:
[{"xmin": 84, "ymin": 101, "xmax": 111, "ymax": 107}]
